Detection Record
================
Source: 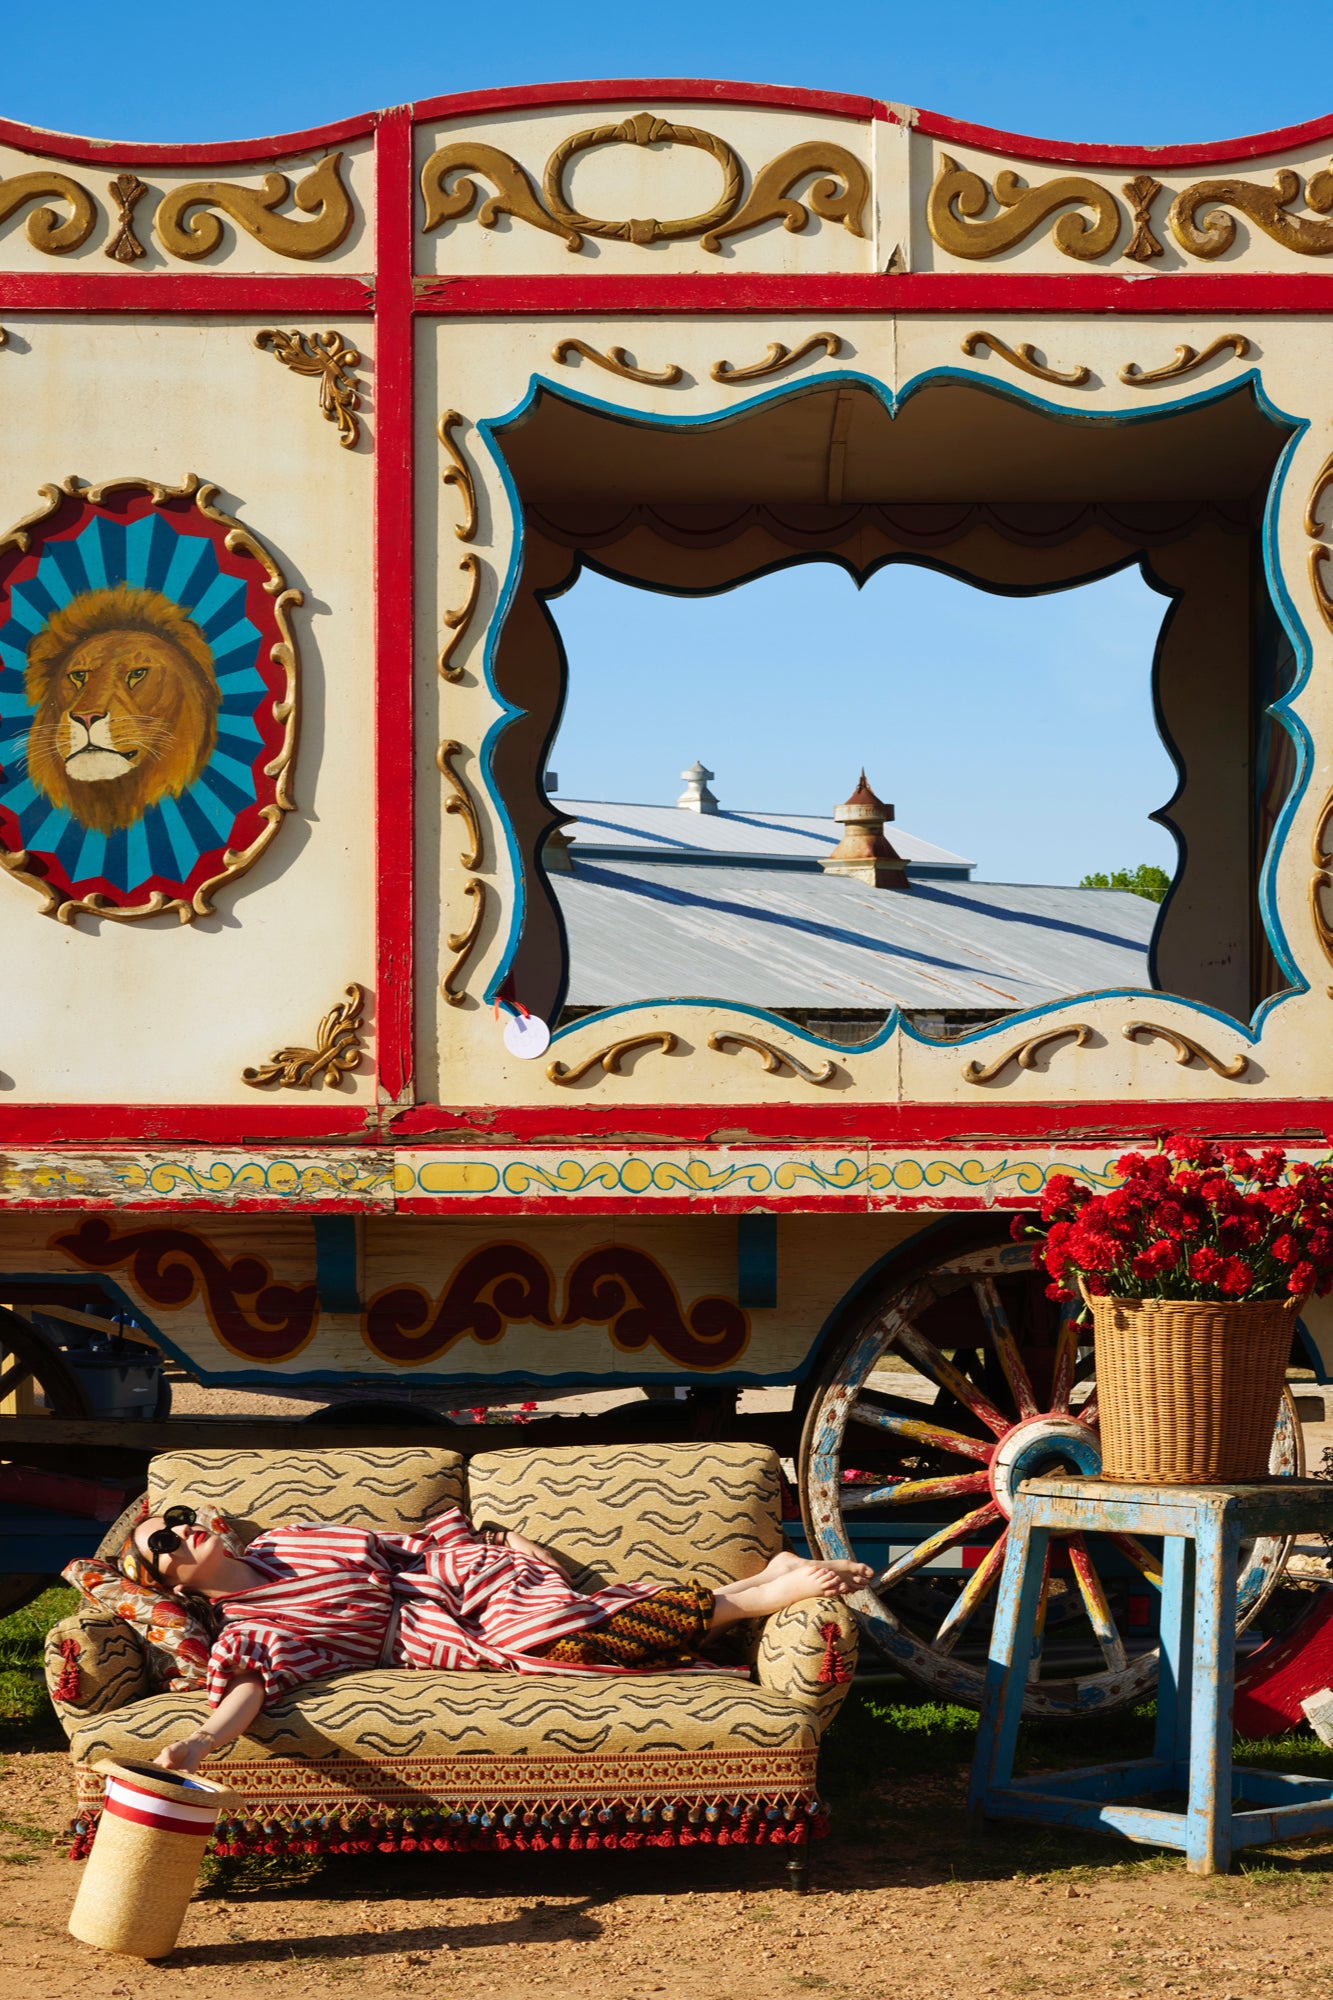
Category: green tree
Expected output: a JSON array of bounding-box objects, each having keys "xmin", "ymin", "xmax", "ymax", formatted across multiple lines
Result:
[{"xmin": 1079, "ymin": 863, "xmax": 1170, "ymax": 903}]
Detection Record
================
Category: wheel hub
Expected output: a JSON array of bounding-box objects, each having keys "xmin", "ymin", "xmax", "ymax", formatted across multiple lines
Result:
[{"xmin": 987, "ymin": 1414, "xmax": 1102, "ymax": 1519}]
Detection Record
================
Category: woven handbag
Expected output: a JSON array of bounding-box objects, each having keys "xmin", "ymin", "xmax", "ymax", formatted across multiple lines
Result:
[{"xmin": 1085, "ymin": 1289, "xmax": 1303, "ymax": 1483}]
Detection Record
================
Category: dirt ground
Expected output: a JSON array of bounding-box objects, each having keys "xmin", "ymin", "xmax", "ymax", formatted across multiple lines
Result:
[{"xmin": 5, "ymin": 1738, "xmax": 1333, "ymax": 2000}]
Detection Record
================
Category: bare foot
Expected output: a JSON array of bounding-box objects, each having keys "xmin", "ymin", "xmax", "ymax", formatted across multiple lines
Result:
[
  {"xmin": 711, "ymin": 1560, "xmax": 856, "ymax": 1627},
  {"xmin": 744, "ymin": 1552, "xmax": 873, "ymax": 1591}
]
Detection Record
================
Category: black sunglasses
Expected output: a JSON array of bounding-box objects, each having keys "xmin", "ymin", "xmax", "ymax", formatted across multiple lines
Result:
[{"xmin": 144, "ymin": 1505, "xmax": 197, "ymax": 1574}]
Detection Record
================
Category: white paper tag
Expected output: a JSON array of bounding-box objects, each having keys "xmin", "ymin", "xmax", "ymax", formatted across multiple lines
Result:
[{"xmin": 503, "ymin": 1012, "xmax": 551, "ymax": 1059}]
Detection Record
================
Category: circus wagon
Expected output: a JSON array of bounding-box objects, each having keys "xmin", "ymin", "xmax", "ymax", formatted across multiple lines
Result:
[{"xmin": 2, "ymin": 76, "xmax": 1332, "ymax": 1720}]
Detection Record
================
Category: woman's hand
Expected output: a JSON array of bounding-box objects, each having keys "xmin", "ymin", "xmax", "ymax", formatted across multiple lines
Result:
[
  {"xmin": 154, "ymin": 1731, "xmax": 211, "ymax": 1775},
  {"xmin": 504, "ymin": 1529, "xmax": 570, "ymax": 1573}
]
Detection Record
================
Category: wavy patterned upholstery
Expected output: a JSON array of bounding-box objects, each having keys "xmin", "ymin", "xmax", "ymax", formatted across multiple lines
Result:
[{"xmin": 51, "ymin": 1444, "xmax": 852, "ymax": 1864}]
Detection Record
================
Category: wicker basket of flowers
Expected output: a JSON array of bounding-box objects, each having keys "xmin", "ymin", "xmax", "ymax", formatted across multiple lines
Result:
[{"xmin": 1016, "ymin": 1140, "xmax": 1333, "ymax": 1484}]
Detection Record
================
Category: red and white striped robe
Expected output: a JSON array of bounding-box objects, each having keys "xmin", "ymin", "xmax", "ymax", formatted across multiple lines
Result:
[{"xmin": 205, "ymin": 1511, "xmax": 673, "ymax": 1708}]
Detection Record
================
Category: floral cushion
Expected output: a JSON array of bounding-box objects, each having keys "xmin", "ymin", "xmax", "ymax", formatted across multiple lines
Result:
[{"xmin": 62, "ymin": 1503, "xmax": 241, "ymax": 1691}]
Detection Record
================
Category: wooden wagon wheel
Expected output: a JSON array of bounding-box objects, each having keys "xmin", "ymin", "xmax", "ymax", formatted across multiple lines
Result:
[
  {"xmin": 798, "ymin": 1230, "xmax": 1303, "ymax": 1717},
  {"xmin": 0, "ymin": 1303, "xmax": 97, "ymax": 1616}
]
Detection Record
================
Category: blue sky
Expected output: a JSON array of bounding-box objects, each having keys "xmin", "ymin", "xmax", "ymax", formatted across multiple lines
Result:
[{"xmin": 8, "ymin": 4, "xmax": 1326, "ymax": 883}]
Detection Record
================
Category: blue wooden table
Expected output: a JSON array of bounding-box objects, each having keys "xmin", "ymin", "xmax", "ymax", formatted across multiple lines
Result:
[{"xmin": 968, "ymin": 1476, "xmax": 1333, "ymax": 1874}]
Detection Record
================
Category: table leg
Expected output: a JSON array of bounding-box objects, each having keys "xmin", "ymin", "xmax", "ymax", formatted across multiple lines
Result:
[
  {"xmin": 1153, "ymin": 1536, "xmax": 1193, "ymax": 1784},
  {"xmin": 969, "ymin": 1504, "xmax": 1050, "ymax": 1823},
  {"xmin": 1185, "ymin": 1506, "xmax": 1240, "ymax": 1876}
]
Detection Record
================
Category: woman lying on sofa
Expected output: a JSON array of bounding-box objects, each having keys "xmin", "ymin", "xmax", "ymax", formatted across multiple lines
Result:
[{"xmin": 119, "ymin": 1504, "xmax": 871, "ymax": 1777}]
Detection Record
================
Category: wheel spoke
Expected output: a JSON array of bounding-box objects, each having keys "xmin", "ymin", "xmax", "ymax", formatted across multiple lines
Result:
[
  {"xmin": 849, "ymin": 1397, "xmax": 993, "ymax": 1465},
  {"xmin": 1049, "ymin": 1313, "xmax": 1079, "ymax": 1413},
  {"xmin": 877, "ymin": 1500, "xmax": 1002, "ymax": 1588},
  {"xmin": 935, "ymin": 1529, "xmax": 1010, "ymax": 1654},
  {"xmin": 1076, "ymin": 1390, "xmax": 1099, "ymax": 1430},
  {"xmin": 973, "ymin": 1278, "xmax": 1039, "ymax": 1417},
  {"xmin": 0, "ymin": 1358, "xmax": 33, "ymax": 1403},
  {"xmin": 841, "ymin": 1471, "xmax": 991, "ymax": 1513},
  {"xmin": 1108, "ymin": 1531, "xmax": 1163, "ymax": 1591},
  {"xmin": 895, "ymin": 1323, "xmax": 1011, "ymax": 1439},
  {"xmin": 1067, "ymin": 1533, "xmax": 1128, "ymax": 1672}
]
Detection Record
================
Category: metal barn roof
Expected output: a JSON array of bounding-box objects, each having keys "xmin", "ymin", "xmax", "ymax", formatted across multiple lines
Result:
[
  {"xmin": 551, "ymin": 797, "xmax": 974, "ymax": 877},
  {"xmin": 553, "ymin": 864, "xmax": 1156, "ymax": 1013}
]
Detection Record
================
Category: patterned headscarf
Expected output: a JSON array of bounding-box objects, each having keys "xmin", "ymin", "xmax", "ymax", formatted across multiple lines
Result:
[{"xmin": 115, "ymin": 1499, "xmax": 165, "ymax": 1593}]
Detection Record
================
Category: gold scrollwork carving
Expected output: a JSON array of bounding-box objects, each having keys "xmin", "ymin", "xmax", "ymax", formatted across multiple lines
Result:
[
  {"xmin": 0, "ymin": 170, "xmax": 97, "ymax": 254},
  {"xmin": 420, "ymin": 125, "xmax": 868, "ymax": 256},
  {"xmin": 547, "ymin": 1030, "xmax": 679, "ymax": 1085},
  {"xmin": 438, "ymin": 554, "xmax": 482, "ymax": 681},
  {"xmin": 155, "ymin": 153, "xmax": 353, "ymax": 262},
  {"xmin": 242, "ymin": 982, "xmax": 366, "ymax": 1089},
  {"xmin": 962, "ymin": 1023, "xmax": 1093, "ymax": 1085},
  {"xmin": 1307, "ymin": 445, "xmax": 1333, "ymax": 636},
  {"xmin": 1310, "ymin": 786, "xmax": 1333, "ymax": 983},
  {"xmin": 697, "ymin": 140, "xmax": 870, "ymax": 254},
  {"xmin": 422, "ymin": 141, "xmax": 583, "ymax": 251},
  {"xmin": 543, "ymin": 112, "xmax": 742, "ymax": 247},
  {"xmin": 1121, "ymin": 175, "xmax": 1164, "ymax": 261},
  {"xmin": 436, "ymin": 739, "xmax": 482, "ymax": 872},
  {"xmin": 437, "ymin": 411, "xmax": 477, "ymax": 542},
  {"xmin": 710, "ymin": 332, "xmax": 843, "ymax": 385},
  {"xmin": 255, "ymin": 329, "xmax": 362, "ymax": 448},
  {"xmin": 960, "ymin": 331, "xmax": 1091, "ymax": 388},
  {"xmin": 928, "ymin": 154, "xmax": 1121, "ymax": 262},
  {"xmin": 442, "ymin": 880, "xmax": 486, "ymax": 1008},
  {"xmin": 106, "ymin": 174, "xmax": 148, "ymax": 263},
  {"xmin": 1121, "ymin": 1020, "xmax": 1248, "ymax": 1079},
  {"xmin": 1304, "ymin": 450, "xmax": 1333, "ymax": 538},
  {"xmin": 0, "ymin": 474, "xmax": 299, "ymax": 925},
  {"xmin": 1169, "ymin": 164, "xmax": 1333, "ymax": 260},
  {"xmin": 707, "ymin": 1030, "xmax": 836, "ymax": 1084},
  {"xmin": 1118, "ymin": 334, "xmax": 1252, "ymax": 387},
  {"xmin": 552, "ymin": 339, "xmax": 684, "ymax": 387}
]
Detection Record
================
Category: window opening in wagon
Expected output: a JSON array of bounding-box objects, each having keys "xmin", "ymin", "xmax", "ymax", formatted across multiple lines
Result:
[{"xmin": 486, "ymin": 376, "xmax": 1298, "ymax": 1039}]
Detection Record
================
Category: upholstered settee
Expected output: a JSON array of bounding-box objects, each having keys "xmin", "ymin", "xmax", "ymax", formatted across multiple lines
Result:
[{"xmin": 46, "ymin": 1444, "xmax": 857, "ymax": 1877}]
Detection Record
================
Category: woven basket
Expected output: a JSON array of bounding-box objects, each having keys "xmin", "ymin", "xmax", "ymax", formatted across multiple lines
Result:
[
  {"xmin": 69, "ymin": 1760, "xmax": 236, "ymax": 1959},
  {"xmin": 1086, "ymin": 1290, "xmax": 1302, "ymax": 1483}
]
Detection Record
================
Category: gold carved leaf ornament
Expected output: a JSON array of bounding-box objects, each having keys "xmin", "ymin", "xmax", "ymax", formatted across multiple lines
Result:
[
  {"xmin": 255, "ymin": 329, "xmax": 362, "ymax": 448},
  {"xmin": 155, "ymin": 153, "xmax": 354, "ymax": 261},
  {"xmin": 420, "ymin": 119, "xmax": 869, "ymax": 257},
  {"xmin": 0, "ymin": 171, "xmax": 97, "ymax": 253},
  {"xmin": 961, "ymin": 331, "xmax": 1090, "ymax": 388},
  {"xmin": 1309, "ymin": 785, "xmax": 1333, "ymax": 987},
  {"xmin": 441, "ymin": 880, "xmax": 486, "ymax": 1007},
  {"xmin": 962, "ymin": 1023, "xmax": 1093, "ymax": 1085},
  {"xmin": 551, "ymin": 339, "xmax": 683, "ymax": 387},
  {"xmin": 547, "ymin": 1031, "xmax": 679, "ymax": 1085},
  {"xmin": 1118, "ymin": 334, "xmax": 1252, "ymax": 387},
  {"xmin": 711, "ymin": 332, "xmax": 843, "ymax": 385},
  {"xmin": 243, "ymin": 982, "xmax": 366, "ymax": 1089},
  {"xmin": 1121, "ymin": 1020, "xmax": 1248, "ymax": 1080},
  {"xmin": 1168, "ymin": 164, "xmax": 1333, "ymax": 259},
  {"xmin": 436, "ymin": 739, "xmax": 482, "ymax": 871},
  {"xmin": 928, "ymin": 153, "xmax": 1121, "ymax": 261}
]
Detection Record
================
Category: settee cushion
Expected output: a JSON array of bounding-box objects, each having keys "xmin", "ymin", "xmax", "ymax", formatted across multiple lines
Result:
[
  {"xmin": 132, "ymin": 1447, "xmax": 466, "ymax": 1546},
  {"xmin": 464, "ymin": 1442, "xmax": 783, "ymax": 1589}
]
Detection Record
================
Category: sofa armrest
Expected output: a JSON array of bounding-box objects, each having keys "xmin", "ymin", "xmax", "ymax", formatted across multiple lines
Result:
[
  {"xmin": 44, "ymin": 1611, "xmax": 150, "ymax": 1735},
  {"xmin": 753, "ymin": 1595, "xmax": 858, "ymax": 1735}
]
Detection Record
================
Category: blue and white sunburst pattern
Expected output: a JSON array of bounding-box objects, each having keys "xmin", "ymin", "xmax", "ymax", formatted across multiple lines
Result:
[{"xmin": 0, "ymin": 509, "xmax": 268, "ymax": 897}]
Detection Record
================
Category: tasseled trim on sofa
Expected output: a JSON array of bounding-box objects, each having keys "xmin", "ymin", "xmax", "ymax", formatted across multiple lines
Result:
[
  {"xmin": 816, "ymin": 1622, "xmax": 853, "ymax": 1686},
  {"xmin": 53, "ymin": 1637, "xmax": 81, "ymax": 1706},
  {"xmin": 66, "ymin": 1796, "xmax": 829, "ymax": 1861}
]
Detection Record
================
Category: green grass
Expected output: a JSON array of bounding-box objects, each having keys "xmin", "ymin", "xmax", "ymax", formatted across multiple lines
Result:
[{"xmin": 0, "ymin": 1584, "xmax": 77, "ymax": 1749}]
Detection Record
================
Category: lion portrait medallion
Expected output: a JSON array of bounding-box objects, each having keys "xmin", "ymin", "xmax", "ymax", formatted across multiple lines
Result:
[{"xmin": 25, "ymin": 584, "xmax": 222, "ymax": 835}]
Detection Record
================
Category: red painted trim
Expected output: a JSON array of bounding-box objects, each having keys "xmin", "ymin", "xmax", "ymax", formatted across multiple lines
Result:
[
  {"xmin": 912, "ymin": 104, "xmax": 1333, "ymax": 171},
  {"xmin": 411, "ymin": 78, "xmax": 882, "ymax": 127},
  {"xmin": 415, "ymin": 271, "xmax": 1333, "ymax": 318},
  {"xmin": 0, "ymin": 275, "xmax": 372, "ymax": 313},
  {"xmin": 0, "ymin": 1099, "xmax": 1327, "ymax": 1153},
  {"xmin": 0, "ymin": 108, "xmax": 377, "ymax": 168},
  {"xmin": 372, "ymin": 107, "xmax": 416, "ymax": 1108},
  {"xmin": 0, "ymin": 1107, "xmax": 372, "ymax": 1143},
  {"xmin": 387, "ymin": 1100, "xmax": 1333, "ymax": 1146}
]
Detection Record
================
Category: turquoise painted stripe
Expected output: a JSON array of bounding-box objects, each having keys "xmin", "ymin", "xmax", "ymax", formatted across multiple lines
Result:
[
  {"xmin": 214, "ymin": 665, "xmax": 267, "ymax": 695},
  {"xmin": 207, "ymin": 617, "xmax": 262, "ymax": 660},
  {"xmin": 78, "ymin": 517, "xmax": 109, "ymax": 590},
  {"xmin": 156, "ymin": 793, "xmax": 199, "ymax": 876},
  {"xmin": 0, "ymin": 776, "xmax": 38, "ymax": 813},
  {"xmin": 206, "ymin": 748, "xmax": 258, "ymax": 792},
  {"xmin": 215, "ymin": 713, "xmax": 263, "ymax": 747},
  {"xmin": 4, "ymin": 586, "xmax": 49, "ymax": 635},
  {"xmin": 161, "ymin": 533, "xmax": 213, "ymax": 605},
  {"xmin": 124, "ymin": 514, "xmax": 161, "ymax": 588},
  {"xmin": 0, "ymin": 683, "xmax": 31, "ymax": 713},
  {"xmin": 189, "ymin": 572, "xmax": 246, "ymax": 628},
  {"xmin": 34, "ymin": 551, "xmax": 75, "ymax": 607},
  {"xmin": 184, "ymin": 777, "xmax": 234, "ymax": 836},
  {"xmin": 123, "ymin": 816, "xmax": 151, "ymax": 888},
  {"xmin": 0, "ymin": 642, "xmax": 28, "ymax": 673},
  {"xmin": 73, "ymin": 826, "xmax": 107, "ymax": 879}
]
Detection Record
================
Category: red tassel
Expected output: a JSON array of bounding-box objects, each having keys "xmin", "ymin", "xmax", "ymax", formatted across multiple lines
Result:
[
  {"xmin": 53, "ymin": 1637, "xmax": 82, "ymax": 1705},
  {"xmin": 816, "ymin": 1622, "xmax": 853, "ymax": 1685}
]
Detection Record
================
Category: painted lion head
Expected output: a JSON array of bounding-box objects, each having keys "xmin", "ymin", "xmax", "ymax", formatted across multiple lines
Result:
[{"xmin": 24, "ymin": 583, "xmax": 221, "ymax": 835}]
